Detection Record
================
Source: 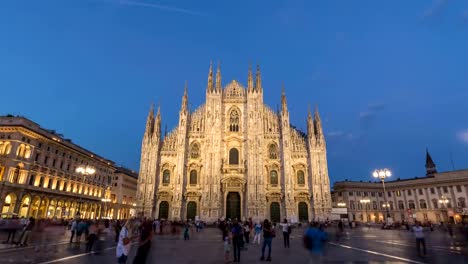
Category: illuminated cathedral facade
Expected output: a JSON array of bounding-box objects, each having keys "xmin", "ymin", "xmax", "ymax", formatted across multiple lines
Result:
[{"xmin": 136, "ymin": 64, "xmax": 332, "ymax": 222}]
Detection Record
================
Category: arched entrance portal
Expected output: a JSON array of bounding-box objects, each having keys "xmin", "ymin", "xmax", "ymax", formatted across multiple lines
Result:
[
  {"xmin": 298, "ymin": 202, "xmax": 309, "ymax": 222},
  {"xmin": 270, "ymin": 202, "xmax": 280, "ymax": 223},
  {"xmin": 186, "ymin": 201, "xmax": 197, "ymax": 221},
  {"xmin": 226, "ymin": 192, "xmax": 241, "ymax": 220},
  {"xmin": 159, "ymin": 201, "xmax": 169, "ymax": 219}
]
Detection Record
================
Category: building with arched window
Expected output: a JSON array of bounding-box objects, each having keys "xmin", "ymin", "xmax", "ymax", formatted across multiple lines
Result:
[
  {"xmin": 0, "ymin": 116, "xmax": 128, "ymax": 220},
  {"xmin": 332, "ymin": 153, "xmax": 468, "ymax": 224},
  {"xmin": 136, "ymin": 64, "xmax": 332, "ymax": 222}
]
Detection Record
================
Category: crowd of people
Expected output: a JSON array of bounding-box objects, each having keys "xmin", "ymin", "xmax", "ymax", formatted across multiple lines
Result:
[{"xmin": 2, "ymin": 214, "xmax": 468, "ymax": 263}]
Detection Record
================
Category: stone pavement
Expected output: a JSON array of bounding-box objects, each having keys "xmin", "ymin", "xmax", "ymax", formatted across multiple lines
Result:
[{"xmin": 0, "ymin": 225, "xmax": 466, "ymax": 263}]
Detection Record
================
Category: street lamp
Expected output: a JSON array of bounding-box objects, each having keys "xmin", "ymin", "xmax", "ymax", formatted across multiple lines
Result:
[
  {"xmin": 373, "ymin": 168, "xmax": 391, "ymax": 223},
  {"xmin": 439, "ymin": 196, "xmax": 450, "ymax": 223},
  {"xmin": 75, "ymin": 165, "xmax": 96, "ymax": 218},
  {"xmin": 360, "ymin": 199, "xmax": 371, "ymax": 223}
]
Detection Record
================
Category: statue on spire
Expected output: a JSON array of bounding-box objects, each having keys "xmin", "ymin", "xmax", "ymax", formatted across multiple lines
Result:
[
  {"xmin": 255, "ymin": 65, "xmax": 262, "ymax": 92},
  {"xmin": 247, "ymin": 64, "xmax": 254, "ymax": 92},
  {"xmin": 216, "ymin": 62, "xmax": 222, "ymax": 93},
  {"xmin": 314, "ymin": 106, "xmax": 325, "ymax": 145},
  {"xmin": 207, "ymin": 61, "xmax": 214, "ymax": 93},
  {"xmin": 181, "ymin": 81, "xmax": 188, "ymax": 113},
  {"xmin": 144, "ymin": 103, "xmax": 155, "ymax": 137},
  {"xmin": 281, "ymin": 84, "xmax": 287, "ymax": 112}
]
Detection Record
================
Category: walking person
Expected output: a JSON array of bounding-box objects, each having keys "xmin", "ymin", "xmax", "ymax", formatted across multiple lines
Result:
[
  {"xmin": 19, "ymin": 217, "xmax": 35, "ymax": 246},
  {"xmin": 231, "ymin": 220, "xmax": 243, "ymax": 263},
  {"xmin": 116, "ymin": 220, "xmax": 134, "ymax": 264},
  {"xmin": 223, "ymin": 233, "xmax": 231, "ymax": 263},
  {"xmin": 260, "ymin": 219, "xmax": 274, "ymax": 262},
  {"xmin": 412, "ymin": 221, "xmax": 426, "ymax": 257},
  {"xmin": 70, "ymin": 218, "xmax": 77, "ymax": 243},
  {"xmin": 184, "ymin": 223, "xmax": 190, "ymax": 240},
  {"xmin": 133, "ymin": 220, "xmax": 153, "ymax": 264},
  {"xmin": 280, "ymin": 219, "xmax": 290, "ymax": 248},
  {"xmin": 115, "ymin": 220, "xmax": 122, "ymax": 243},
  {"xmin": 304, "ymin": 222, "xmax": 328, "ymax": 262},
  {"xmin": 86, "ymin": 221, "xmax": 98, "ymax": 252},
  {"xmin": 243, "ymin": 221, "xmax": 250, "ymax": 245},
  {"xmin": 252, "ymin": 221, "xmax": 262, "ymax": 245}
]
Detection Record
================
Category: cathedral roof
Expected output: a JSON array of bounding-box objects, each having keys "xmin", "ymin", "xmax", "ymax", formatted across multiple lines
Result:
[{"xmin": 223, "ymin": 80, "xmax": 246, "ymax": 98}]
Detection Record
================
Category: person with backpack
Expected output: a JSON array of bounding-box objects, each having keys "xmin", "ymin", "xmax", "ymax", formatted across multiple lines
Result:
[
  {"xmin": 231, "ymin": 220, "xmax": 243, "ymax": 262},
  {"xmin": 260, "ymin": 219, "xmax": 274, "ymax": 262},
  {"xmin": 304, "ymin": 222, "xmax": 328, "ymax": 262}
]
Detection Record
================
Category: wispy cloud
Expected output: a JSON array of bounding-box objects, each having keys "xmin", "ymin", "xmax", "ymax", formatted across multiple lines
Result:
[
  {"xmin": 359, "ymin": 103, "xmax": 386, "ymax": 130},
  {"xmin": 421, "ymin": 0, "xmax": 448, "ymax": 20},
  {"xmin": 119, "ymin": 0, "xmax": 206, "ymax": 16},
  {"xmin": 328, "ymin": 131, "xmax": 353, "ymax": 140},
  {"xmin": 457, "ymin": 130, "xmax": 468, "ymax": 144}
]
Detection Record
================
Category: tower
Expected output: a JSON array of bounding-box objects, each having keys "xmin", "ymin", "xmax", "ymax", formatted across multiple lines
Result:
[
  {"xmin": 425, "ymin": 149, "xmax": 437, "ymax": 176},
  {"xmin": 136, "ymin": 104, "xmax": 161, "ymax": 216}
]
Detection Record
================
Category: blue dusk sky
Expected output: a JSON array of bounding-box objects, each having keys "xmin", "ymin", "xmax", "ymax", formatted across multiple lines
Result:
[{"xmin": 1, "ymin": 0, "xmax": 468, "ymax": 185}]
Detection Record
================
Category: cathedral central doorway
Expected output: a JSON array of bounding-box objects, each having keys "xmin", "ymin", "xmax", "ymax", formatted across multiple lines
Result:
[
  {"xmin": 186, "ymin": 201, "xmax": 197, "ymax": 221},
  {"xmin": 270, "ymin": 202, "xmax": 280, "ymax": 223},
  {"xmin": 158, "ymin": 201, "xmax": 169, "ymax": 219},
  {"xmin": 226, "ymin": 192, "xmax": 241, "ymax": 220}
]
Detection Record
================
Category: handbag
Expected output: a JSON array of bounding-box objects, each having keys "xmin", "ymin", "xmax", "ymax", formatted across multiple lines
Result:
[{"xmin": 122, "ymin": 228, "xmax": 130, "ymax": 245}]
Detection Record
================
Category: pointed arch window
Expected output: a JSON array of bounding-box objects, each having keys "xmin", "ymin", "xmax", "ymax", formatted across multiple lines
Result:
[
  {"xmin": 270, "ymin": 170, "xmax": 278, "ymax": 185},
  {"xmin": 190, "ymin": 143, "xmax": 200, "ymax": 159},
  {"xmin": 229, "ymin": 148, "xmax": 239, "ymax": 165},
  {"xmin": 229, "ymin": 109, "xmax": 240, "ymax": 132},
  {"xmin": 189, "ymin": 170, "xmax": 197, "ymax": 185},
  {"xmin": 268, "ymin": 144, "xmax": 278, "ymax": 159},
  {"xmin": 162, "ymin": 170, "xmax": 170, "ymax": 185},
  {"xmin": 297, "ymin": 170, "xmax": 305, "ymax": 185}
]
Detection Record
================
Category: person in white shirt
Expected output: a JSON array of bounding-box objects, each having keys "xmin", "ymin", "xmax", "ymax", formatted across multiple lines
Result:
[
  {"xmin": 412, "ymin": 221, "xmax": 426, "ymax": 256},
  {"xmin": 116, "ymin": 220, "xmax": 134, "ymax": 264},
  {"xmin": 279, "ymin": 219, "xmax": 291, "ymax": 248}
]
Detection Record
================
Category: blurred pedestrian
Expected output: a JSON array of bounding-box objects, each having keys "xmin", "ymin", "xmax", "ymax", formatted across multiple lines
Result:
[
  {"xmin": 116, "ymin": 220, "xmax": 134, "ymax": 264},
  {"xmin": 412, "ymin": 221, "xmax": 426, "ymax": 257},
  {"xmin": 133, "ymin": 221, "xmax": 153, "ymax": 264},
  {"xmin": 70, "ymin": 218, "xmax": 77, "ymax": 243},
  {"xmin": 86, "ymin": 221, "xmax": 98, "ymax": 252},
  {"xmin": 253, "ymin": 221, "xmax": 262, "ymax": 245},
  {"xmin": 304, "ymin": 222, "xmax": 328, "ymax": 262},
  {"xmin": 19, "ymin": 217, "xmax": 35, "ymax": 246},
  {"xmin": 260, "ymin": 219, "xmax": 274, "ymax": 262},
  {"xmin": 279, "ymin": 219, "xmax": 290, "ymax": 248},
  {"xmin": 231, "ymin": 220, "xmax": 243, "ymax": 263}
]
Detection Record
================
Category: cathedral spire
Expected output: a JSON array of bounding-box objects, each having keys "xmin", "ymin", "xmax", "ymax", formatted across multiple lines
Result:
[
  {"xmin": 145, "ymin": 103, "xmax": 155, "ymax": 136},
  {"xmin": 281, "ymin": 84, "xmax": 288, "ymax": 112},
  {"xmin": 314, "ymin": 106, "xmax": 325, "ymax": 146},
  {"xmin": 425, "ymin": 148, "xmax": 437, "ymax": 176},
  {"xmin": 247, "ymin": 64, "xmax": 254, "ymax": 93},
  {"xmin": 255, "ymin": 65, "xmax": 262, "ymax": 92},
  {"xmin": 307, "ymin": 104, "xmax": 315, "ymax": 137},
  {"xmin": 153, "ymin": 104, "xmax": 161, "ymax": 137},
  {"xmin": 181, "ymin": 81, "xmax": 188, "ymax": 113},
  {"xmin": 207, "ymin": 61, "xmax": 214, "ymax": 93},
  {"xmin": 215, "ymin": 62, "xmax": 222, "ymax": 93}
]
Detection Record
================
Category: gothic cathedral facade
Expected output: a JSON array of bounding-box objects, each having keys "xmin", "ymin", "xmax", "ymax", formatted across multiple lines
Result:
[{"xmin": 136, "ymin": 64, "xmax": 332, "ymax": 223}]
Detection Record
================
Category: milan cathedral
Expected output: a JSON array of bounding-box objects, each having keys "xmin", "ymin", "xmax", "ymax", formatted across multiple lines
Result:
[{"xmin": 136, "ymin": 64, "xmax": 332, "ymax": 222}]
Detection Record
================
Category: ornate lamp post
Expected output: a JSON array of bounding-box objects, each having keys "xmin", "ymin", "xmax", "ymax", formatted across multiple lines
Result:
[
  {"xmin": 373, "ymin": 168, "xmax": 392, "ymax": 223},
  {"xmin": 360, "ymin": 199, "xmax": 371, "ymax": 222},
  {"xmin": 75, "ymin": 165, "xmax": 95, "ymax": 218},
  {"xmin": 439, "ymin": 196, "xmax": 449, "ymax": 223}
]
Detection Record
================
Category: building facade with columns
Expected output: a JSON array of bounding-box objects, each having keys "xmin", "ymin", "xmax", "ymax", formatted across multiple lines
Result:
[
  {"xmin": 332, "ymin": 152, "xmax": 468, "ymax": 224},
  {"xmin": 105, "ymin": 167, "xmax": 138, "ymax": 219},
  {"xmin": 0, "ymin": 116, "xmax": 115, "ymax": 219},
  {"xmin": 136, "ymin": 64, "xmax": 332, "ymax": 222}
]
